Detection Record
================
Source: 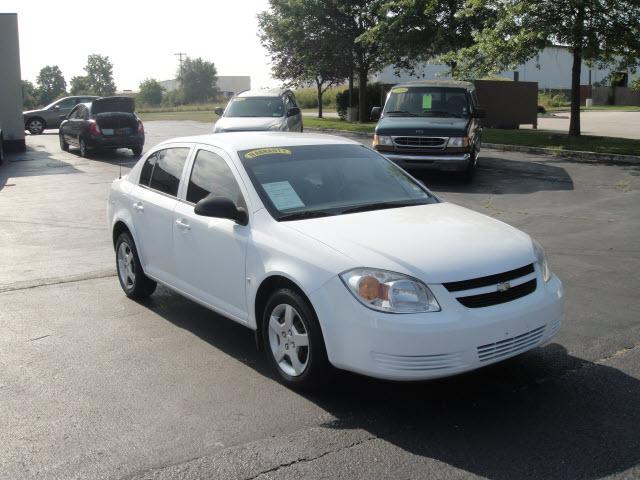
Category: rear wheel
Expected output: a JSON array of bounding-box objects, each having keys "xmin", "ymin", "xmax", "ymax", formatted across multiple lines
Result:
[
  {"xmin": 131, "ymin": 146, "xmax": 143, "ymax": 156},
  {"xmin": 79, "ymin": 138, "xmax": 89, "ymax": 157},
  {"xmin": 115, "ymin": 232, "xmax": 157, "ymax": 299},
  {"xmin": 26, "ymin": 118, "xmax": 45, "ymax": 135},
  {"xmin": 59, "ymin": 134, "xmax": 69, "ymax": 151},
  {"xmin": 262, "ymin": 288, "xmax": 331, "ymax": 390}
]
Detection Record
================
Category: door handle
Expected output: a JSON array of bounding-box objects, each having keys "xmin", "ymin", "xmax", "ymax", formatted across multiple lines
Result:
[
  {"xmin": 175, "ymin": 219, "xmax": 191, "ymax": 230},
  {"xmin": 133, "ymin": 202, "xmax": 144, "ymax": 212}
]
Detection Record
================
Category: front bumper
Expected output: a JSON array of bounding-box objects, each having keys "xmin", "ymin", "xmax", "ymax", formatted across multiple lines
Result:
[
  {"xmin": 309, "ymin": 270, "xmax": 564, "ymax": 381},
  {"xmin": 380, "ymin": 150, "xmax": 472, "ymax": 171},
  {"xmin": 86, "ymin": 134, "xmax": 144, "ymax": 150}
]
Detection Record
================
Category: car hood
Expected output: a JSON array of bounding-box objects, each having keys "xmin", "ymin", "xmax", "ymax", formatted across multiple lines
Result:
[
  {"xmin": 284, "ymin": 202, "xmax": 535, "ymax": 284},
  {"xmin": 375, "ymin": 116, "xmax": 469, "ymax": 136},
  {"xmin": 215, "ymin": 117, "xmax": 282, "ymax": 132},
  {"xmin": 23, "ymin": 109, "xmax": 42, "ymax": 116}
]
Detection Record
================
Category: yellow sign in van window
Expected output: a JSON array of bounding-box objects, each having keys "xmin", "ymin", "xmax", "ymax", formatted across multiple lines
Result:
[
  {"xmin": 422, "ymin": 94, "xmax": 432, "ymax": 110},
  {"xmin": 391, "ymin": 87, "xmax": 408, "ymax": 94}
]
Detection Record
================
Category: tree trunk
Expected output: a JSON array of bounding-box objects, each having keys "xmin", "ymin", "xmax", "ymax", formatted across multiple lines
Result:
[
  {"xmin": 568, "ymin": 49, "xmax": 581, "ymax": 136},
  {"xmin": 316, "ymin": 80, "xmax": 323, "ymax": 118},
  {"xmin": 348, "ymin": 71, "xmax": 354, "ymax": 108},
  {"xmin": 358, "ymin": 60, "xmax": 368, "ymax": 123},
  {"xmin": 569, "ymin": 3, "xmax": 585, "ymax": 137}
]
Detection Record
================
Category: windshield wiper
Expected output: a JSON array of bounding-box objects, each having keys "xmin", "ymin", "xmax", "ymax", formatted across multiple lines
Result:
[
  {"xmin": 340, "ymin": 201, "xmax": 424, "ymax": 215},
  {"xmin": 277, "ymin": 210, "xmax": 336, "ymax": 221},
  {"xmin": 385, "ymin": 110, "xmax": 418, "ymax": 117}
]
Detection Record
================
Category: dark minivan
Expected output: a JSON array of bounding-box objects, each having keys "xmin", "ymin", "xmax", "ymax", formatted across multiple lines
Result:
[
  {"xmin": 59, "ymin": 97, "xmax": 144, "ymax": 157},
  {"xmin": 371, "ymin": 80, "xmax": 485, "ymax": 178}
]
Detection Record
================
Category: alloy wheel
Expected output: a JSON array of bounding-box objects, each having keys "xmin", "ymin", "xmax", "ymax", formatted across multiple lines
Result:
[
  {"xmin": 28, "ymin": 119, "xmax": 44, "ymax": 134},
  {"xmin": 117, "ymin": 242, "xmax": 136, "ymax": 289},
  {"xmin": 268, "ymin": 303, "xmax": 309, "ymax": 376}
]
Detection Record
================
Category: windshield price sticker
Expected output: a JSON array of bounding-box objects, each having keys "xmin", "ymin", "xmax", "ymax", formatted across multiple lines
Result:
[
  {"xmin": 422, "ymin": 94, "xmax": 432, "ymax": 109},
  {"xmin": 391, "ymin": 87, "xmax": 408, "ymax": 94},
  {"xmin": 263, "ymin": 181, "xmax": 305, "ymax": 210},
  {"xmin": 244, "ymin": 148, "xmax": 292, "ymax": 159}
]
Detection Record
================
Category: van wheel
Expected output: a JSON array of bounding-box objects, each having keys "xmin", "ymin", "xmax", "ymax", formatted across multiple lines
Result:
[
  {"xmin": 460, "ymin": 151, "xmax": 477, "ymax": 182},
  {"xmin": 115, "ymin": 232, "xmax": 157, "ymax": 299},
  {"xmin": 262, "ymin": 288, "xmax": 330, "ymax": 390}
]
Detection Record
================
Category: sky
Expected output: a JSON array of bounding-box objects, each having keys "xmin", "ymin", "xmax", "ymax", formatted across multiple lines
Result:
[{"xmin": 4, "ymin": 0, "xmax": 278, "ymax": 91}]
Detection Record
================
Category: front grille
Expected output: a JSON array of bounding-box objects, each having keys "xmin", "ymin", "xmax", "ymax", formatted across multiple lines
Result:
[
  {"xmin": 393, "ymin": 136, "xmax": 446, "ymax": 149},
  {"xmin": 457, "ymin": 279, "xmax": 537, "ymax": 308},
  {"xmin": 371, "ymin": 351, "xmax": 465, "ymax": 372},
  {"xmin": 477, "ymin": 326, "xmax": 546, "ymax": 362},
  {"xmin": 443, "ymin": 264, "xmax": 534, "ymax": 292}
]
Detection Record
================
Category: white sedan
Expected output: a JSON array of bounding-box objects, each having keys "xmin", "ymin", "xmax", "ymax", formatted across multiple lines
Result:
[{"xmin": 108, "ymin": 133, "xmax": 564, "ymax": 388}]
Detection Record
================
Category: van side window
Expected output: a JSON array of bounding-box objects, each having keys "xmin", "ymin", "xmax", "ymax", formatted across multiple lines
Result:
[
  {"xmin": 148, "ymin": 148, "xmax": 190, "ymax": 197},
  {"xmin": 186, "ymin": 149, "xmax": 245, "ymax": 208}
]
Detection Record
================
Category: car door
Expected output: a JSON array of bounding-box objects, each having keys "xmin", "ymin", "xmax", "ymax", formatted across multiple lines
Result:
[
  {"xmin": 63, "ymin": 106, "xmax": 81, "ymax": 145},
  {"xmin": 132, "ymin": 146, "xmax": 191, "ymax": 286},
  {"xmin": 47, "ymin": 97, "xmax": 77, "ymax": 128},
  {"xmin": 173, "ymin": 146, "xmax": 250, "ymax": 322}
]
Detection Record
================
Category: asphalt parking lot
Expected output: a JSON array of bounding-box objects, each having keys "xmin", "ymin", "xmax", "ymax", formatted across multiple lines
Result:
[{"xmin": 1, "ymin": 121, "xmax": 639, "ymax": 480}]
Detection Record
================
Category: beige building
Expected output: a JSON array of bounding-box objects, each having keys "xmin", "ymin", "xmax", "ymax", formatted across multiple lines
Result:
[{"xmin": 0, "ymin": 13, "xmax": 26, "ymax": 153}]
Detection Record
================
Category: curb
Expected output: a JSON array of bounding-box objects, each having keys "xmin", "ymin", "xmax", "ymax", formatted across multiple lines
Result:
[{"xmin": 306, "ymin": 128, "xmax": 640, "ymax": 165}]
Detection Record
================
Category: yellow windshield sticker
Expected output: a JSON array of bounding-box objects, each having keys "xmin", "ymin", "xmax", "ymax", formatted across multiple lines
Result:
[
  {"xmin": 244, "ymin": 148, "xmax": 292, "ymax": 159},
  {"xmin": 233, "ymin": 97, "xmax": 246, "ymax": 101},
  {"xmin": 391, "ymin": 87, "xmax": 408, "ymax": 94},
  {"xmin": 422, "ymin": 94, "xmax": 432, "ymax": 109}
]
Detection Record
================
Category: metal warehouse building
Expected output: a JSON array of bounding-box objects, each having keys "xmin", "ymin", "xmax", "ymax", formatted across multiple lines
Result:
[{"xmin": 0, "ymin": 13, "xmax": 26, "ymax": 154}]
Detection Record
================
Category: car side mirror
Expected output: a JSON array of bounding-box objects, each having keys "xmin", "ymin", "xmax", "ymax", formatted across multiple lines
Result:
[
  {"xmin": 287, "ymin": 107, "xmax": 301, "ymax": 117},
  {"xmin": 53, "ymin": 105, "xmax": 60, "ymax": 110},
  {"xmin": 370, "ymin": 106, "xmax": 382, "ymax": 121},
  {"xmin": 214, "ymin": 107, "xmax": 224, "ymax": 116},
  {"xmin": 473, "ymin": 108, "xmax": 487, "ymax": 119},
  {"xmin": 194, "ymin": 194, "xmax": 248, "ymax": 225}
]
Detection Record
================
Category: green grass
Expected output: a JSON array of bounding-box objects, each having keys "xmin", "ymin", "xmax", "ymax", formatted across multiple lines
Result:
[
  {"xmin": 483, "ymin": 129, "xmax": 640, "ymax": 156},
  {"xmin": 137, "ymin": 103, "xmax": 224, "ymax": 113},
  {"xmin": 547, "ymin": 105, "xmax": 640, "ymax": 112},
  {"xmin": 138, "ymin": 110, "xmax": 217, "ymax": 122},
  {"xmin": 303, "ymin": 117, "xmax": 376, "ymax": 133}
]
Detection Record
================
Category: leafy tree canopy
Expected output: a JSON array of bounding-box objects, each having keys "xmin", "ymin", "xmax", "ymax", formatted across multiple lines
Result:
[
  {"xmin": 138, "ymin": 78, "xmax": 165, "ymax": 106},
  {"xmin": 178, "ymin": 57, "xmax": 219, "ymax": 103},
  {"xmin": 85, "ymin": 54, "xmax": 117, "ymax": 97},
  {"xmin": 36, "ymin": 65, "xmax": 67, "ymax": 105}
]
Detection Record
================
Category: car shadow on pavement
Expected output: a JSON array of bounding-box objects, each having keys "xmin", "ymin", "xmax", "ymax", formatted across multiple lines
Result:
[
  {"xmin": 413, "ymin": 156, "xmax": 575, "ymax": 195},
  {"xmin": 143, "ymin": 287, "xmax": 639, "ymax": 479},
  {"xmin": 0, "ymin": 146, "xmax": 82, "ymax": 192}
]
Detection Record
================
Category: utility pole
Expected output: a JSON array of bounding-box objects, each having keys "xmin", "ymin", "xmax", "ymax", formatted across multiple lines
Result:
[{"xmin": 174, "ymin": 52, "xmax": 186, "ymax": 78}]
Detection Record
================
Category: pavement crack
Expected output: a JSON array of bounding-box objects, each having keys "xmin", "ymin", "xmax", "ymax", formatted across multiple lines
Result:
[
  {"xmin": 0, "ymin": 269, "xmax": 116, "ymax": 294},
  {"xmin": 28, "ymin": 334, "xmax": 51, "ymax": 342}
]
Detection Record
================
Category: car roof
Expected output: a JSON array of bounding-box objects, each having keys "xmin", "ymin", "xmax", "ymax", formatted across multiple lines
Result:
[
  {"xmin": 393, "ymin": 80, "xmax": 474, "ymax": 90},
  {"xmin": 154, "ymin": 132, "xmax": 361, "ymax": 152},
  {"xmin": 236, "ymin": 88, "xmax": 290, "ymax": 98}
]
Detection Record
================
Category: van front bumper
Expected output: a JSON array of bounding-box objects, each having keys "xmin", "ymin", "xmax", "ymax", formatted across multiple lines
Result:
[{"xmin": 381, "ymin": 151, "xmax": 472, "ymax": 171}]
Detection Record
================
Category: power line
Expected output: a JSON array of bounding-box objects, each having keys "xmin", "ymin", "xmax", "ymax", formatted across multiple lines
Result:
[{"xmin": 174, "ymin": 52, "xmax": 187, "ymax": 77}]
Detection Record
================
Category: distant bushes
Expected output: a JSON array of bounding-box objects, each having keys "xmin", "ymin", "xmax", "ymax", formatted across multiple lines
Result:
[
  {"xmin": 293, "ymin": 86, "xmax": 347, "ymax": 109},
  {"xmin": 336, "ymin": 83, "xmax": 384, "ymax": 120}
]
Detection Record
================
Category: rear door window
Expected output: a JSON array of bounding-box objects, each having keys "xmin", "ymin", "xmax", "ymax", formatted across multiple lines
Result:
[
  {"xmin": 186, "ymin": 149, "xmax": 245, "ymax": 208},
  {"xmin": 147, "ymin": 148, "xmax": 190, "ymax": 196},
  {"xmin": 139, "ymin": 153, "xmax": 157, "ymax": 186}
]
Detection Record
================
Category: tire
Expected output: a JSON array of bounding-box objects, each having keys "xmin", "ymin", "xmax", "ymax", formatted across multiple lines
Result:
[
  {"xmin": 459, "ymin": 150, "xmax": 477, "ymax": 183},
  {"xmin": 79, "ymin": 138, "xmax": 89, "ymax": 157},
  {"xmin": 59, "ymin": 134, "xmax": 69, "ymax": 152},
  {"xmin": 261, "ymin": 288, "xmax": 331, "ymax": 390},
  {"xmin": 26, "ymin": 118, "xmax": 45, "ymax": 135},
  {"xmin": 131, "ymin": 146, "xmax": 143, "ymax": 156},
  {"xmin": 115, "ymin": 232, "xmax": 157, "ymax": 299}
]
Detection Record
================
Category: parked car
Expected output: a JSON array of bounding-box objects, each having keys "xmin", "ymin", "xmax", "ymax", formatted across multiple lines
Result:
[
  {"xmin": 213, "ymin": 89, "xmax": 303, "ymax": 133},
  {"xmin": 370, "ymin": 80, "xmax": 485, "ymax": 179},
  {"xmin": 23, "ymin": 95, "xmax": 99, "ymax": 134},
  {"xmin": 108, "ymin": 132, "xmax": 563, "ymax": 389},
  {"xmin": 59, "ymin": 97, "xmax": 144, "ymax": 157}
]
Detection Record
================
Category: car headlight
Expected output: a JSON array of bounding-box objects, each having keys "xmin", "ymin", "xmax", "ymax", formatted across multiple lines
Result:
[
  {"xmin": 447, "ymin": 137, "xmax": 470, "ymax": 148},
  {"xmin": 340, "ymin": 268, "xmax": 440, "ymax": 313},
  {"xmin": 533, "ymin": 239, "xmax": 551, "ymax": 282},
  {"xmin": 372, "ymin": 134, "xmax": 393, "ymax": 147}
]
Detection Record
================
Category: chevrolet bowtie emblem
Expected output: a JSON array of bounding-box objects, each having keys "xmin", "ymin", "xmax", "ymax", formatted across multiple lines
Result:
[{"xmin": 497, "ymin": 281, "xmax": 511, "ymax": 292}]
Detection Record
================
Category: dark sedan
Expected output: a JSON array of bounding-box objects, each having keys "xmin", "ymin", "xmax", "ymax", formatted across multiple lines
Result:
[{"xmin": 59, "ymin": 97, "xmax": 144, "ymax": 157}]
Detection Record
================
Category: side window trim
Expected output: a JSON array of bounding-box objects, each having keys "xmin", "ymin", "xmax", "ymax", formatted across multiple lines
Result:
[{"xmin": 139, "ymin": 144, "xmax": 193, "ymax": 198}]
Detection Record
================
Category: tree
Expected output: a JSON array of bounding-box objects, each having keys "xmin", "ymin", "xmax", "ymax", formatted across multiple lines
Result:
[
  {"xmin": 69, "ymin": 76, "xmax": 93, "ymax": 95},
  {"xmin": 85, "ymin": 54, "xmax": 116, "ymax": 96},
  {"xmin": 36, "ymin": 65, "xmax": 67, "ymax": 105},
  {"xmin": 258, "ymin": 0, "xmax": 350, "ymax": 118},
  {"xmin": 178, "ymin": 57, "xmax": 219, "ymax": 103},
  {"xmin": 22, "ymin": 80, "xmax": 39, "ymax": 109},
  {"xmin": 443, "ymin": 0, "xmax": 640, "ymax": 136},
  {"xmin": 137, "ymin": 78, "xmax": 164, "ymax": 106}
]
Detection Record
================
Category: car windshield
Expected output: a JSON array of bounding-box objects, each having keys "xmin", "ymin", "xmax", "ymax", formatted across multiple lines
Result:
[
  {"xmin": 224, "ymin": 97, "xmax": 285, "ymax": 118},
  {"xmin": 239, "ymin": 144, "xmax": 438, "ymax": 221},
  {"xmin": 383, "ymin": 86, "xmax": 470, "ymax": 118}
]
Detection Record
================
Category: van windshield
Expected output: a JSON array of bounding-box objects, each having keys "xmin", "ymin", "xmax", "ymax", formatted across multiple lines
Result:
[
  {"xmin": 225, "ymin": 97, "xmax": 285, "ymax": 118},
  {"xmin": 383, "ymin": 87, "xmax": 470, "ymax": 118},
  {"xmin": 239, "ymin": 144, "xmax": 438, "ymax": 221}
]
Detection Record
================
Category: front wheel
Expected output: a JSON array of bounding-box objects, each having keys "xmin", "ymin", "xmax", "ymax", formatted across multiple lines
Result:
[
  {"xmin": 26, "ymin": 118, "xmax": 45, "ymax": 135},
  {"xmin": 115, "ymin": 232, "xmax": 157, "ymax": 299},
  {"xmin": 262, "ymin": 288, "xmax": 331, "ymax": 390}
]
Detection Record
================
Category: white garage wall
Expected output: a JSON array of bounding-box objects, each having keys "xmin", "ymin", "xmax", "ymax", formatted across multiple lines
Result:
[{"xmin": 0, "ymin": 13, "xmax": 25, "ymax": 151}]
